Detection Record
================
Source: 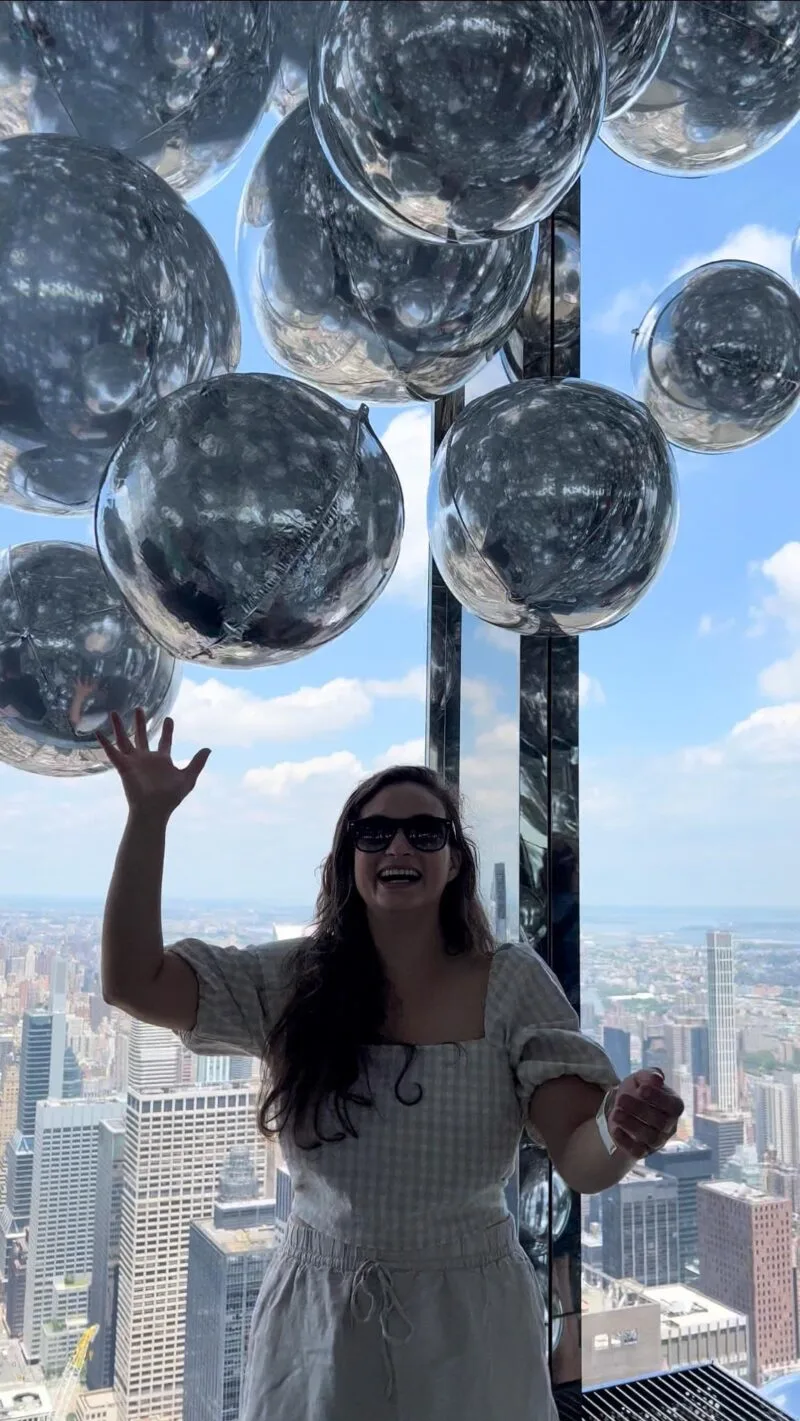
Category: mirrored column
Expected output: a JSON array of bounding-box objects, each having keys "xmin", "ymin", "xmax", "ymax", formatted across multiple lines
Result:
[{"xmin": 425, "ymin": 183, "xmax": 582, "ymax": 1403}]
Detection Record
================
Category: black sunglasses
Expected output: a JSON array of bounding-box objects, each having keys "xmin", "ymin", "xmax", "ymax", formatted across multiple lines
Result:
[{"xmin": 349, "ymin": 814, "xmax": 453, "ymax": 853}]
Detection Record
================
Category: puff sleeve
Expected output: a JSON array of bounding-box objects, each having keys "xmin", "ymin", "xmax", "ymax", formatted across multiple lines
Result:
[
  {"xmin": 491, "ymin": 942, "xmax": 620, "ymax": 1145},
  {"xmin": 165, "ymin": 936, "xmax": 300, "ymax": 1058}
]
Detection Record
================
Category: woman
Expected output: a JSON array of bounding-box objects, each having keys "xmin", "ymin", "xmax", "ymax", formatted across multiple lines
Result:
[{"xmin": 99, "ymin": 708, "xmax": 682, "ymax": 1421}]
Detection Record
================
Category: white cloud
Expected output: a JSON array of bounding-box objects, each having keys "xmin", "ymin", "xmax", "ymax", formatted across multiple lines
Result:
[
  {"xmin": 579, "ymin": 672, "xmax": 606, "ymax": 707},
  {"xmin": 726, "ymin": 703, "xmax": 800, "ymax": 764},
  {"xmin": 755, "ymin": 542, "xmax": 800, "ymax": 633},
  {"xmin": 589, "ymin": 224, "xmax": 794, "ymax": 345},
  {"xmin": 171, "ymin": 666, "xmax": 425, "ymax": 748},
  {"xmin": 670, "ymin": 224, "xmax": 793, "ymax": 284},
  {"xmin": 242, "ymin": 750, "xmax": 364, "ymax": 798},
  {"xmin": 366, "ymin": 667, "xmax": 426, "ymax": 702},
  {"xmin": 464, "ymin": 353, "xmax": 510, "ymax": 401},
  {"xmin": 759, "ymin": 649, "xmax": 800, "ymax": 701},
  {"xmin": 476, "ymin": 623, "xmax": 519, "ymax": 656},
  {"xmin": 381, "ymin": 407, "xmax": 432, "ymax": 608},
  {"xmin": 373, "ymin": 737, "xmax": 426, "ymax": 769},
  {"xmin": 588, "ymin": 281, "xmax": 654, "ymax": 336},
  {"xmin": 697, "ymin": 613, "xmax": 735, "ymax": 638}
]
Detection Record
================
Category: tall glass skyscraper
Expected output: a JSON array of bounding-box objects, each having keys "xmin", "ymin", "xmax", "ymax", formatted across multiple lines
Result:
[{"xmin": 706, "ymin": 931, "xmax": 738, "ymax": 1113}]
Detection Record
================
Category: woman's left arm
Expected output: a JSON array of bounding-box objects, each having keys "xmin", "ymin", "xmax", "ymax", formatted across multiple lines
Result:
[{"xmin": 528, "ymin": 1069, "xmax": 684, "ymax": 1194}]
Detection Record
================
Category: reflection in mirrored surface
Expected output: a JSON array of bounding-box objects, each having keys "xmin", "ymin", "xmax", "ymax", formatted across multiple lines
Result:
[
  {"xmin": 502, "ymin": 220, "xmax": 580, "ymax": 383},
  {"xmin": 456, "ymin": 614, "xmax": 520, "ymax": 943},
  {"xmin": 311, "ymin": 0, "xmax": 606, "ymax": 242},
  {"xmin": 96, "ymin": 373, "xmax": 404, "ymax": 668},
  {"xmin": 603, "ymin": 0, "xmax": 800, "ymax": 175},
  {"xmin": 428, "ymin": 380, "xmax": 678, "ymax": 635},
  {"xmin": 594, "ymin": 0, "xmax": 676, "ymax": 120},
  {"xmin": 0, "ymin": 0, "xmax": 273, "ymax": 198},
  {"xmin": 0, "ymin": 541, "xmax": 178, "ymax": 776},
  {"xmin": 0, "ymin": 133, "xmax": 240, "ymax": 516},
  {"xmin": 237, "ymin": 103, "xmax": 537, "ymax": 403},
  {"xmin": 632, "ymin": 260, "xmax": 800, "ymax": 453},
  {"xmin": 267, "ymin": 0, "xmax": 328, "ymax": 117}
]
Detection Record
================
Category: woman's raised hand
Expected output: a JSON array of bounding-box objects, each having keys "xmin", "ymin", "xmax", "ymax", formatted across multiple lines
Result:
[{"xmin": 97, "ymin": 708, "xmax": 210, "ymax": 816}]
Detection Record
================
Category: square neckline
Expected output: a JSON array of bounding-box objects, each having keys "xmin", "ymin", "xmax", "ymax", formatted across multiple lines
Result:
[{"xmin": 369, "ymin": 944, "xmax": 505, "ymax": 1049}]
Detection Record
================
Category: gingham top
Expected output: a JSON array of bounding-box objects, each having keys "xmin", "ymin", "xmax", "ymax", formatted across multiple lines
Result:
[{"xmin": 168, "ymin": 937, "xmax": 619, "ymax": 1252}]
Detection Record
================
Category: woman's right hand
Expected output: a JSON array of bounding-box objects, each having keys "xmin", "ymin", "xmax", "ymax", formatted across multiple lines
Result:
[{"xmin": 97, "ymin": 708, "xmax": 211, "ymax": 816}]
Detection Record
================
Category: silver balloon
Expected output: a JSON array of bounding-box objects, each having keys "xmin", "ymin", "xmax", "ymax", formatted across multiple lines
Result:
[
  {"xmin": 0, "ymin": 1, "xmax": 272, "ymax": 198},
  {"xmin": 267, "ymin": 0, "xmax": 328, "ymax": 117},
  {"xmin": 501, "ymin": 218, "xmax": 579, "ymax": 381},
  {"xmin": 793, "ymin": 226, "xmax": 800, "ymax": 294},
  {"xmin": 632, "ymin": 261, "xmax": 800, "ymax": 453},
  {"xmin": 603, "ymin": 1, "xmax": 800, "ymax": 175},
  {"xmin": 310, "ymin": 0, "xmax": 606, "ymax": 244},
  {"xmin": 0, "ymin": 134, "xmax": 240, "ymax": 517},
  {"xmin": 428, "ymin": 379, "xmax": 678, "ymax": 635},
  {"xmin": 0, "ymin": 541, "xmax": 178, "ymax": 777},
  {"xmin": 594, "ymin": 1, "xmax": 676, "ymax": 120},
  {"xmin": 237, "ymin": 103, "xmax": 537, "ymax": 403},
  {"xmin": 96, "ymin": 373, "xmax": 404, "ymax": 668},
  {"xmin": 519, "ymin": 1155, "xmax": 572, "ymax": 1260}
]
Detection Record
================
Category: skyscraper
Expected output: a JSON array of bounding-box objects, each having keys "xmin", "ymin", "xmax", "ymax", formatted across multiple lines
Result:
[
  {"xmin": 697, "ymin": 1180, "xmax": 794, "ymax": 1385},
  {"xmin": 87, "ymin": 1119, "xmax": 125, "ymax": 1392},
  {"xmin": 184, "ymin": 1148, "xmax": 277, "ymax": 1421},
  {"xmin": 706, "ymin": 931, "xmax": 738, "ymax": 1113},
  {"xmin": 648, "ymin": 1138, "xmax": 713, "ymax": 1282},
  {"xmin": 753, "ymin": 1077, "xmax": 794, "ymax": 1165},
  {"xmin": 695, "ymin": 1110, "xmax": 746, "ymax": 1179},
  {"xmin": 0, "ymin": 962, "xmax": 68, "ymax": 1337},
  {"xmin": 115, "ymin": 1083, "xmax": 270, "ymax": 1421},
  {"xmin": 126, "ymin": 1021, "xmax": 180, "ymax": 1094},
  {"xmin": 23, "ymin": 1097, "xmax": 126, "ymax": 1366},
  {"xmin": 601, "ymin": 1167, "xmax": 680, "ymax": 1287},
  {"xmin": 602, "ymin": 1027, "xmax": 631, "ymax": 1082},
  {"xmin": 489, "ymin": 863, "xmax": 507, "ymax": 943}
]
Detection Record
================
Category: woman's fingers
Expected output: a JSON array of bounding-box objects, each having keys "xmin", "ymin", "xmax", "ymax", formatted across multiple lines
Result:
[
  {"xmin": 96, "ymin": 731, "xmax": 124, "ymax": 770},
  {"xmin": 133, "ymin": 706, "xmax": 149, "ymax": 753},
  {"xmin": 110, "ymin": 710, "xmax": 133, "ymax": 754},
  {"xmin": 158, "ymin": 717, "xmax": 174, "ymax": 755}
]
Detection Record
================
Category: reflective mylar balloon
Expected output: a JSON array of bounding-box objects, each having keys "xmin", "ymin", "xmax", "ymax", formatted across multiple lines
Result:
[
  {"xmin": 632, "ymin": 261, "xmax": 800, "ymax": 453},
  {"xmin": 793, "ymin": 226, "xmax": 800, "ymax": 294},
  {"xmin": 310, "ymin": 0, "xmax": 606, "ymax": 243},
  {"xmin": 0, "ymin": 541, "xmax": 178, "ymax": 777},
  {"xmin": 0, "ymin": 134, "xmax": 240, "ymax": 517},
  {"xmin": 603, "ymin": 1, "xmax": 800, "ymax": 175},
  {"xmin": 502, "ymin": 218, "xmax": 579, "ymax": 381},
  {"xmin": 267, "ymin": 0, "xmax": 328, "ymax": 117},
  {"xmin": 96, "ymin": 374, "xmax": 404, "ymax": 668},
  {"xmin": 0, "ymin": 1, "xmax": 272, "ymax": 198},
  {"xmin": 428, "ymin": 380, "xmax": 678, "ymax": 635},
  {"xmin": 594, "ymin": 0, "xmax": 676, "ymax": 120},
  {"xmin": 519, "ymin": 1155, "xmax": 572, "ymax": 1260},
  {"xmin": 237, "ymin": 103, "xmax": 537, "ymax": 403}
]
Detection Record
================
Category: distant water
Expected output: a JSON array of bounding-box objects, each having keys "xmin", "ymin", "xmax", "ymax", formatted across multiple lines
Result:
[{"xmin": 583, "ymin": 905, "xmax": 800, "ymax": 947}]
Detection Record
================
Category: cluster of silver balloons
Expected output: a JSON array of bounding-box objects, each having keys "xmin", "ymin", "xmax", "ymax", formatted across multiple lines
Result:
[{"xmin": 2, "ymin": 0, "xmax": 800, "ymax": 776}]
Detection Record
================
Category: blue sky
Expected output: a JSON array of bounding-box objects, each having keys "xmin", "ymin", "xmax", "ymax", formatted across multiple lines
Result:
[{"xmin": 2, "ymin": 109, "xmax": 800, "ymax": 911}]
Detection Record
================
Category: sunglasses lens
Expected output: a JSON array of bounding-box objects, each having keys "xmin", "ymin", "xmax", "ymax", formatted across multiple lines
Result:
[
  {"xmin": 352, "ymin": 819, "xmax": 392, "ymax": 852},
  {"xmin": 406, "ymin": 817, "xmax": 448, "ymax": 851}
]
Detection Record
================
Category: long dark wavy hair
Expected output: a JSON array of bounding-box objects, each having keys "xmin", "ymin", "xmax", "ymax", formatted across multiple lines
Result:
[{"xmin": 257, "ymin": 764, "xmax": 495, "ymax": 1150}]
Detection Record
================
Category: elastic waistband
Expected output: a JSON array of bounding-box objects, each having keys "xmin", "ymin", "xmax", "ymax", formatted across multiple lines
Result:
[{"xmin": 279, "ymin": 1210, "xmax": 520, "ymax": 1273}]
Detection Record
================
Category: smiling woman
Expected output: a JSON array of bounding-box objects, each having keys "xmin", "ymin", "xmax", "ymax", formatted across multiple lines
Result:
[{"xmin": 98, "ymin": 717, "xmax": 624, "ymax": 1421}]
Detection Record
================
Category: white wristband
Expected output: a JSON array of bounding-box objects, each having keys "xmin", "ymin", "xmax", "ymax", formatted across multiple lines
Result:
[{"xmin": 596, "ymin": 1088, "xmax": 618, "ymax": 1155}]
